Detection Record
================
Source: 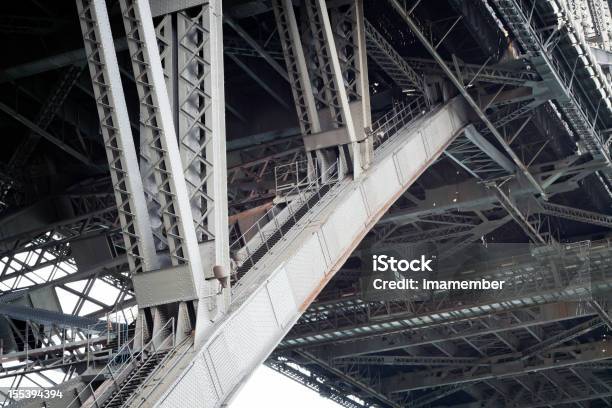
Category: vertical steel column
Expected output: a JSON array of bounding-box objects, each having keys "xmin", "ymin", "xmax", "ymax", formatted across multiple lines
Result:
[
  {"xmin": 304, "ymin": 0, "xmax": 363, "ymax": 177},
  {"xmin": 209, "ymin": 0, "xmax": 230, "ymax": 289},
  {"xmin": 76, "ymin": 0, "xmax": 158, "ymax": 275},
  {"xmin": 273, "ymin": 0, "xmax": 322, "ymax": 137},
  {"xmin": 272, "ymin": 0, "xmax": 322, "ymax": 178},
  {"xmin": 155, "ymin": 6, "xmax": 230, "ymax": 283},
  {"xmin": 119, "ymin": 0, "xmax": 214, "ymax": 343},
  {"xmin": 154, "ymin": 3, "xmax": 231, "ymax": 341},
  {"xmin": 330, "ymin": 0, "xmax": 372, "ymax": 166},
  {"xmin": 175, "ymin": 3, "xmax": 230, "ymax": 274}
]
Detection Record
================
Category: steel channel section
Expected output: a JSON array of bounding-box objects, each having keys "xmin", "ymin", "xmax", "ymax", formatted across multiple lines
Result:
[
  {"xmin": 75, "ymin": 0, "xmax": 158, "ymax": 275},
  {"xmin": 146, "ymin": 99, "xmax": 469, "ymax": 407}
]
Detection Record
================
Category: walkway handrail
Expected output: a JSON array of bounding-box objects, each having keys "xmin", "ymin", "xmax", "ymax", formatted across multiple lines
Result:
[
  {"xmin": 371, "ymin": 97, "xmax": 427, "ymax": 147},
  {"xmin": 230, "ymin": 96, "xmax": 430, "ymax": 289},
  {"xmin": 229, "ymin": 160, "xmax": 340, "ymax": 282},
  {"xmin": 66, "ymin": 318, "xmax": 175, "ymax": 408},
  {"xmin": 129, "ymin": 337, "xmax": 193, "ymax": 408}
]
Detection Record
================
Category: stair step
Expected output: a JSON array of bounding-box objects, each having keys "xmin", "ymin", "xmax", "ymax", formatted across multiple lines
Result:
[{"xmin": 99, "ymin": 351, "xmax": 170, "ymax": 408}]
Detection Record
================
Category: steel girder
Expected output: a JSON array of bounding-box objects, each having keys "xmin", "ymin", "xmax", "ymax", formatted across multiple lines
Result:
[
  {"xmin": 303, "ymin": 302, "xmax": 595, "ymax": 357},
  {"xmin": 386, "ymin": 340, "xmax": 612, "ymax": 393},
  {"xmin": 276, "ymin": 298, "xmax": 610, "ymax": 406},
  {"xmin": 272, "ymin": 0, "xmax": 322, "ymax": 139},
  {"xmin": 330, "ymin": 0, "xmax": 371, "ymax": 128},
  {"xmin": 77, "ymin": 0, "xmax": 158, "ymax": 275},
  {"xmin": 363, "ymin": 20, "xmax": 428, "ymax": 96},
  {"xmin": 389, "ymin": 0, "xmax": 548, "ymax": 198},
  {"xmin": 119, "ymin": 0, "xmax": 204, "ymax": 276},
  {"xmin": 488, "ymin": 0, "xmax": 612, "ymax": 176},
  {"xmin": 282, "ymin": 238, "xmax": 611, "ymax": 347},
  {"xmin": 156, "ymin": 5, "xmax": 230, "ymax": 258},
  {"xmin": 303, "ymin": 0, "xmax": 365, "ymax": 176},
  {"xmin": 8, "ymin": 65, "xmax": 85, "ymax": 169},
  {"xmin": 405, "ymin": 57, "xmax": 540, "ymax": 86},
  {"xmin": 444, "ymin": 124, "xmax": 516, "ymax": 180}
]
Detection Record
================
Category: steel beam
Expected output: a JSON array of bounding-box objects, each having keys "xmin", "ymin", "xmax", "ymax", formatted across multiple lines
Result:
[
  {"xmin": 304, "ymin": 0, "xmax": 363, "ymax": 176},
  {"xmin": 386, "ymin": 341, "xmax": 612, "ymax": 393},
  {"xmin": 224, "ymin": 16, "xmax": 289, "ymax": 82},
  {"xmin": 287, "ymin": 302, "xmax": 594, "ymax": 355},
  {"xmin": 387, "ymin": 0, "xmax": 547, "ymax": 198},
  {"xmin": 363, "ymin": 20, "xmax": 427, "ymax": 95},
  {"xmin": 76, "ymin": 0, "xmax": 158, "ymax": 275},
  {"xmin": 0, "ymin": 101, "xmax": 92, "ymax": 166}
]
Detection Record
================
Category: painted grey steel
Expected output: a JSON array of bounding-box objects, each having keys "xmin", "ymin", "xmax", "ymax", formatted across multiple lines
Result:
[
  {"xmin": 76, "ymin": 0, "xmax": 158, "ymax": 275},
  {"xmin": 331, "ymin": 0, "xmax": 372, "ymax": 165},
  {"xmin": 157, "ymin": 5, "xmax": 230, "ymax": 285},
  {"xmin": 272, "ymin": 0, "xmax": 322, "ymax": 136},
  {"xmin": 119, "ymin": 0, "xmax": 224, "ymax": 347},
  {"xmin": 313, "ymin": 302, "xmax": 597, "ymax": 357},
  {"xmin": 119, "ymin": 0, "xmax": 202, "ymax": 273},
  {"xmin": 363, "ymin": 20, "xmax": 427, "ymax": 95},
  {"xmin": 444, "ymin": 124, "xmax": 516, "ymax": 180},
  {"xmin": 0, "ymin": 101, "xmax": 91, "ymax": 166},
  {"xmin": 539, "ymin": 200, "xmax": 612, "ymax": 228},
  {"xmin": 331, "ymin": 0, "xmax": 370, "ymax": 123},
  {"xmin": 0, "ymin": 304, "xmax": 99, "ymax": 329},
  {"xmin": 303, "ymin": 0, "xmax": 363, "ymax": 176},
  {"xmin": 224, "ymin": 16, "xmax": 289, "ymax": 82},
  {"xmin": 125, "ymin": 97, "xmax": 469, "ymax": 408},
  {"xmin": 284, "ymin": 239, "xmax": 609, "ymax": 348},
  {"xmin": 489, "ymin": 0, "xmax": 612, "ymax": 166},
  {"xmin": 405, "ymin": 57, "xmax": 539, "ymax": 86},
  {"xmin": 387, "ymin": 340, "xmax": 612, "ymax": 392},
  {"xmin": 587, "ymin": 0, "xmax": 612, "ymax": 51},
  {"xmin": 387, "ymin": 0, "xmax": 547, "ymax": 198}
]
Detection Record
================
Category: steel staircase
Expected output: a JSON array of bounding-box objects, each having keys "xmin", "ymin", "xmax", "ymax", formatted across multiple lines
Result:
[
  {"xmin": 62, "ymin": 319, "xmax": 177, "ymax": 408},
  {"xmin": 101, "ymin": 350, "xmax": 170, "ymax": 408},
  {"xmin": 233, "ymin": 183, "xmax": 335, "ymax": 280}
]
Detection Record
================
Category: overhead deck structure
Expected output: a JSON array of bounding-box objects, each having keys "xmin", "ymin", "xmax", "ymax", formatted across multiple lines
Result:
[{"xmin": 0, "ymin": 0, "xmax": 611, "ymax": 407}]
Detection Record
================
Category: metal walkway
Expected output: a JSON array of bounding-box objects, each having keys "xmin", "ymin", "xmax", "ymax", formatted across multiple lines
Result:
[
  {"xmin": 14, "ymin": 96, "xmax": 469, "ymax": 408},
  {"xmin": 114, "ymin": 97, "xmax": 469, "ymax": 407}
]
